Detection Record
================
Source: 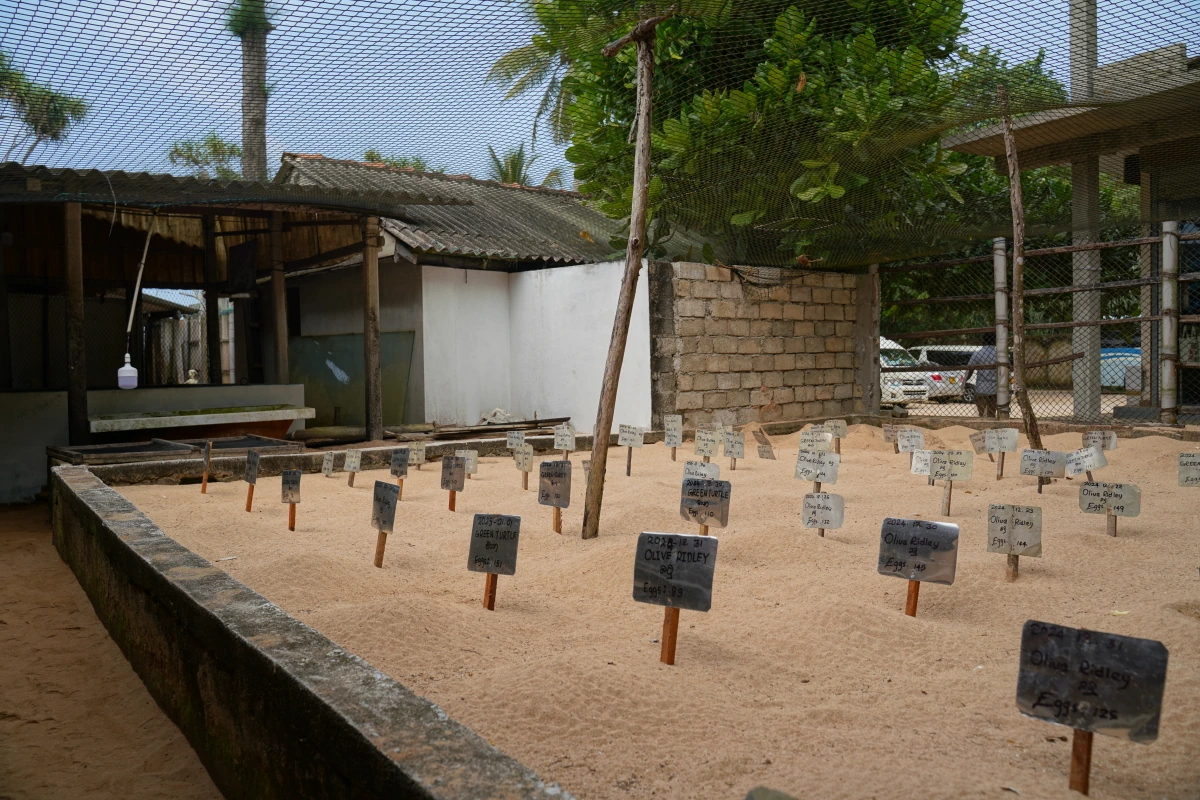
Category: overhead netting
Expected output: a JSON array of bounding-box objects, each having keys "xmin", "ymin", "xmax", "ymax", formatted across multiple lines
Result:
[{"xmin": 1, "ymin": 0, "xmax": 1196, "ymax": 268}]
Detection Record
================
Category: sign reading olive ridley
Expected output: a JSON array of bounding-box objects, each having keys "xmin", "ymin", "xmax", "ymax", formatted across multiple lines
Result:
[
  {"xmin": 969, "ymin": 428, "xmax": 1019, "ymax": 454},
  {"xmin": 795, "ymin": 450, "xmax": 839, "ymax": 483},
  {"xmin": 1020, "ymin": 449, "xmax": 1067, "ymax": 478},
  {"xmin": 344, "ymin": 450, "xmax": 362, "ymax": 473},
  {"xmin": 664, "ymin": 415, "xmax": 683, "ymax": 449},
  {"xmin": 724, "ymin": 430, "xmax": 745, "ymax": 459},
  {"xmin": 467, "ymin": 514, "xmax": 520, "ymax": 575},
  {"xmin": 407, "ymin": 442, "xmax": 426, "ymax": 466},
  {"xmin": 683, "ymin": 460, "xmax": 719, "ymax": 480},
  {"xmin": 931, "ymin": 450, "xmax": 974, "ymax": 481},
  {"xmin": 803, "ymin": 492, "xmax": 844, "ymax": 530},
  {"xmin": 694, "ymin": 429, "xmax": 719, "ymax": 458},
  {"xmin": 441, "ymin": 456, "xmax": 466, "ymax": 491},
  {"xmin": 455, "ymin": 449, "xmax": 479, "ymax": 475},
  {"xmin": 514, "ymin": 443, "xmax": 534, "ymax": 473},
  {"xmin": 1079, "ymin": 482, "xmax": 1141, "ymax": 517},
  {"xmin": 876, "ymin": 518, "xmax": 959, "ymax": 585},
  {"xmin": 987, "ymin": 504, "xmax": 1042, "ymax": 557},
  {"xmin": 507, "ymin": 430, "xmax": 525, "ymax": 450},
  {"xmin": 632, "ymin": 532, "xmax": 718, "ymax": 613},
  {"xmin": 554, "ymin": 423, "xmax": 576, "ymax": 452},
  {"xmin": 618, "ymin": 424, "xmax": 645, "ymax": 448},
  {"xmin": 897, "ymin": 428, "xmax": 925, "ymax": 452}
]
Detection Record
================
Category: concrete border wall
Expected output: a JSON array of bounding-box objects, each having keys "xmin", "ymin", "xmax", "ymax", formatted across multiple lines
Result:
[{"xmin": 51, "ymin": 465, "xmax": 570, "ymax": 800}]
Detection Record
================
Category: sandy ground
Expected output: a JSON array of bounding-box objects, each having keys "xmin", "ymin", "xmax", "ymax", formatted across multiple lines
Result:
[
  {"xmin": 0, "ymin": 504, "xmax": 221, "ymax": 800},
  {"xmin": 121, "ymin": 426, "xmax": 1200, "ymax": 800}
]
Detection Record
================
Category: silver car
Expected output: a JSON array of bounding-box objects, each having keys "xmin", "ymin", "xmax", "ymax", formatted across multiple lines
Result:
[
  {"xmin": 909, "ymin": 345, "xmax": 982, "ymax": 402},
  {"xmin": 880, "ymin": 338, "xmax": 931, "ymax": 406}
]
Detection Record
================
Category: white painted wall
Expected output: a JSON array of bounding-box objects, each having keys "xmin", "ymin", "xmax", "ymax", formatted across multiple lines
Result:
[
  {"xmin": 421, "ymin": 266, "xmax": 512, "ymax": 425},
  {"xmin": 508, "ymin": 260, "xmax": 651, "ymax": 430}
]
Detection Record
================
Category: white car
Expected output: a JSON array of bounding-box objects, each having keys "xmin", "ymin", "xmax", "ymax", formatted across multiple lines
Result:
[
  {"xmin": 880, "ymin": 338, "xmax": 930, "ymax": 406},
  {"xmin": 909, "ymin": 345, "xmax": 982, "ymax": 402}
]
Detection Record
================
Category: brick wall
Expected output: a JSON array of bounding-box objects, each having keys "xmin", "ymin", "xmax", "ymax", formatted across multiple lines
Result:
[{"xmin": 649, "ymin": 261, "xmax": 863, "ymax": 428}]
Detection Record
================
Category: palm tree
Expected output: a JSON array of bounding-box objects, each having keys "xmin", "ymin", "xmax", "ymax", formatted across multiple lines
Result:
[
  {"xmin": 169, "ymin": 133, "xmax": 243, "ymax": 180},
  {"xmin": 1, "ymin": 51, "xmax": 88, "ymax": 164},
  {"xmin": 487, "ymin": 143, "xmax": 562, "ymax": 189},
  {"xmin": 226, "ymin": 0, "xmax": 272, "ymax": 181}
]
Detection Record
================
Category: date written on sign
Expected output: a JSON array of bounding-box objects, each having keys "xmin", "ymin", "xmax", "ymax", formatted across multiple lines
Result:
[
  {"xmin": 514, "ymin": 443, "xmax": 535, "ymax": 473},
  {"xmin": 876, "ymin": 518, "xmax": 959, "ymax": 585},
  {"xmin": 507, "ymin": 430, "xmax": 525, "ymax": 450},
  {"xmin": 281, "ymin": 470, "xmax": 302, "ymax": 504},
  {"xmin": 664, "ymin": 415, "xmax": 683, "ymax": 449},
  {"xmin": 1079, "ymin": 482, "xmax": 1141, "ymax": 517},
  {"xmin": 1066, "ymin": 445, "xmax": 1107, "ymax": 477},
  {"xmin": 390, "ymin": 448, "xmax": 409, "ymax": 479},
  {"xmin": 371, "ymin": 481, "xmax": 400, "ymax": 533},
  {"xmin": 969, "ymin": 428, "xmax": 1019, "ymax": 454},
  {"xmin": 798, "ymin": 430, "xmax": 833, "ymax": 452},
  {"xmin": 455, "ymin": 449, "xmax": 479, "ymax": 475},
  {"xmin": 538, "ymin": 460, "xmax": 571, "ymax": 508},
  {"xmin": 723, "ymin": 430, "xmax": 745, "ymax": 459},
  {"xmin": 795, "ymin": 450, "xmax": 840, "ymax": 483},
  {"xmin": 683, "ymin": 460, "xmax": 719, "ymax": 480},
  {"xmin": 618, "ymin": 424, "xmax": 645, "ymax": 448},
  {"xmin": 554, "ymin": 423, "xmax": 576, "ymax": 452},
  {"xmin": 1017, "ymin": 620, "xmax": 1168, "ymax": 742},
  {"xmin": 803, "ymin": 492, "xmax": 844, "ymax": 530},
  {"xmin": 632, "ymin": 532, "xmax": 719, "ymax": 613},
  {"xmin": 987, "ymin": 504, "xmax": 1042, "ymax": 557},
  {"xmin": 1020, "ymin": 449, "xmax": 1067, "ymax": 478},
  {"xmin": 244, "ymin": 450, "xmax": 260, "ymax": 485},
  {"xmin": 1177, "ymin": 452, "xmax": 1200, "ymax": 487},
  {"xmin": 344, "ymin": 450, "xmax": 362, "ymax": 473},
  {"xmin": 321, "ymin": 452, "xmax": 335, "ymax": 477},
  {"xmin": 694, "ymin": 429, "xmax": 719, "ymax": 458},
  {"xmin": 679, "ymin": 479, "xmax": 732, "ymax": 527},
  {"xmin": 441, "ymin": 456, "xmax": 466, "ymax": 491},
  {"xmin": 467, "ymin": 513, "xmax": 520, "ymax": 576},
  {"xmin": 897, "ymin": 428, "xmax": 925, "ymax": 453}
]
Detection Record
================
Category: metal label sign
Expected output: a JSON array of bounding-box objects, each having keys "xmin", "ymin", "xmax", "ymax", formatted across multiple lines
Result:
[
  {"xmin": 618, "ymin": 424, "xmax": 645, "ymax": 448},
  {"xmin": 507, "ymin": 430, "xmax": 525, "ymax": 450},
  {"xmin": 390, "ymin": 448, "xmax": 409, "ymax": 478},
  {"xmin": 455, "ymin": 449, "xmax": 479, "ymax": 475},
  {"xmin": 931, "ymin": 449, "xmax": 973, "ymax": 481},
  {"xmin": 876, "ymin": 518, "xmax": 960, "ymax": 585},
  {"xmin": 514, "ymin": 443, "xmax": 534, "ymax": 473},
  {"xmin": 810, "ymin": 420, "xmax": 847, "ymax": 439},
  {"xmin": 795, "ymin": 450, "xmax": 839, "ymax": 483},
  {"xmin": 321, "ymin": 452, "xmax": 335, "ymax": 477},
  {"xmin": 538, "ymin": 460, "xmax": 571, "ymax": 508},
  {"xmin": 1178, "ymin": 452, "xmax": 1200, "ymax": 487},
  {"xmin": 664, "ymin": 415, "xmax": 683, "ymax": 449},
  {"xmin": 803, "ymin": 492, "xmax": 844, "ymax": 529},
  {"xmin": 724, "ymin": 431, "xmax": 745, "ymax": 459},
  {"xmin": 897, "ymin": 428, "xmax": 925, "ymax": 453},
  {"xmin": 281, "ymin": 469, "xmax": 302, "ymax": 504},
  {"xmin": 467, "ymin": 513, "xmax": 520, "ymax": 576},
  {"xmin": 408, "ymin": 442, "xmax": 426, "ymax": 466},
  {"xmin": 371, "ymin": 480, "xmax": 400, "ymax": 533},
  {"xmin": 683, "ymin": 460, "xmax": 720, "ymax": 480},
  {"xmin": 554, "ymin": 423, "xmax": 576, "ymax": 452},
  {"xmin": 244, "ymin": 450, "xmax": 260, "ymax": 485},
  {"xmin": 798, "ymin": 430, "xmax": 833, "ymax": 452},
  {"xmin": 970, "ymin": 428, "xmax": 1019, "ymax": 454},
  {"xmin": 987, "ymin": 504, "xmax": 1043, "ymax": 557},
  {"xmin": 694, "ymin": 429, "xmax": 719, "ymax": 458},
  {"xmin": 882, "ymin": 423, "xmax": 898, "ymax": 444},
  {"xmin": 1016, "ymin": 620, "xmax": 1168, "ymax": 743},
  {"xmin": 1083, "ymin": 430, "xmax": 1118, "ymax": 451},
  {"xmin": 344, "ymin": 450, "xmax": 362, "ymax": 473},
  {"xmin": 632, "ymin": 532, "xmax": 718, "ymax": 613},
  {"xmin": 1079, "ymin": 482, "xmax": 1141, "ymax": 517},
  {"xmin": 1066, "ymin": 446, "xmax": 1107, "ymax": 477},
  {"xmin": 752, "ymin": 428, "xmax": 776, "ymax": 460},
  {"xmin": 1020, "ymin": 449, "xmax": 1067, "ymax": 478},
  {"xmin": 441, "ymin": 456, "xmax": 466, "ymax": 491},
  {"xmin": 910, "ymin": 449, "xmax": 933, "ymax": 476},
  {"xmin": 679, "ymin": 479, "xmax": 732, "ymax": 527}
]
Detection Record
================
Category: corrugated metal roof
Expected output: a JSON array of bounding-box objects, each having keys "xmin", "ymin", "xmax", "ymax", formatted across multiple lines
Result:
[{"xmin": 277, "ymin": 154, "xmax": 620, "ymax": 264}]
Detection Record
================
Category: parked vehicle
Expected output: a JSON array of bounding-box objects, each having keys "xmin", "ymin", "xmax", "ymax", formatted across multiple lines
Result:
[
  {"xmin": 880, "ymin": 338, "xmax": 930, "ymax": 406},
  {"xmin": 1100, "ymin": 348, "xmax": 1141, "ymax": 389},
  {"xmin": 909, "ymin": 345, "xmax": 982, "ymax": 403}
]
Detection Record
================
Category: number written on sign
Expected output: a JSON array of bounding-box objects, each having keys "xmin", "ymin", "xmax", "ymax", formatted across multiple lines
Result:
[
  {"xmin": 664, "ymin": 415, "xmax": 683, "ymax": 449},
  {"xmin": 281, "ymin": 470, "xmax": 302, "ymax": 504},
  {"xmin": 679, "ymin": 478, "xmax": 732, "ymax": 528},
  {"xmin": 467, "ymin": 513, "xmax": 521, "ymax": 576},
  {"xmin": 441, "ymin": 456, "xmax": 466, "ymax": 491},
  {"xmin": 802, "ymin": 492, "xmax": 844, "ymax": 530},
  {"xmin": 538, "ymin": 460, "xmax": 572, "ymax": 508},
  {"xmin": 632, "ymin": 532, "xmax": 719, "ymax": 613},
  {"xmin": 371, "ymin": 481, "xmax": 400, "ymax": 533},
  {"xmin": 618, "ymin": 424, "xmax": 645, "ymax": 448},
  {"xmin": 987, "ymin": 504, "xmax": 1042, "ymax": 557},
  {"xmin": 876, "ymin": 517, "xmax": 960, "ymax": 585},
  {"xmin": 390, "ymin": 449, "xmax": 409, "ymax": 478},
  {"xmin": 244, "ymin": 450, "xmax": 260, "ymax": 485}
]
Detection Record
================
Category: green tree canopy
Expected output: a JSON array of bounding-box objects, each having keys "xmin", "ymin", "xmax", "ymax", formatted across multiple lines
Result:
[
  {"xmin": 363, "ymin": 149, "xmax": 446, "ymax": 173},
  {"xmin": 169, "ymin": 133, "xmax": 243, "ymax": 180},
  {"xmin": 1, "ymin": 51, "xmax": 88, "ymax": 164},
  {"xmin": 486, "ymin": 142, "xmax": 563, "ymax": 188}
]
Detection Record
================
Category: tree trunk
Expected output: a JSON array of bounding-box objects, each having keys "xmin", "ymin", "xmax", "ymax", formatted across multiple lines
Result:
[{"xmin": 241, "ymin": 30, "xmax": 268, "ymax": 181}]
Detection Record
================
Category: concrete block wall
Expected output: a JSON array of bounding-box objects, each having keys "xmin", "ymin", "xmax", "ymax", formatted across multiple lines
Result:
[{"xmin": 649, "ymin": 262, "xmax": 861, "ymax": 428}]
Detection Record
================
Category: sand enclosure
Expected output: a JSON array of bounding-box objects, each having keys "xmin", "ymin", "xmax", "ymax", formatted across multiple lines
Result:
[{"xmin": 121, "ymin": 425, "xmax": 1200, "ymax": 799}]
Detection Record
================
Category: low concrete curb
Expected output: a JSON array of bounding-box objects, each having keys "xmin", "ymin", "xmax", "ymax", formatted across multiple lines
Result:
[{"xmin": 51, "ymin": 466, "xmax": 571, "ymax": 800}]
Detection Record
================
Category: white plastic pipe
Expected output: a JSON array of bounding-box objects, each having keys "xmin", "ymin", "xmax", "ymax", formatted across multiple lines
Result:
[
  {"xmin": 993, "ymin": 237, "xmax": 1010, "ymax": 416},
  {"xmin": 1160, "ymin": 220, "xmax": 1180, "ymax": 423}
]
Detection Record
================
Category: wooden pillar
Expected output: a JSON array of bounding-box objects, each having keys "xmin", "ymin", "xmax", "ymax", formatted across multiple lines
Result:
[
  {"xmin": 1161, "ymin": 220, "xmax": 1180, "ymax": 423},
  {"xmin": 270, "ymin": 211, "xmax": 289, "ymax": 384},
  {"xmin": 65, "ymin": 203, "xmax": 88, "ymax": 445},
  {"xmin": 854, "ymin": 264, "xmax": 881, "ymax": 414},
  {"xmin": 363, "ymin": 216, "xmax": 383, "ymax": 441},
  {"xmin": 203, "ymin": 215, "xmax": 222, "ymax": 384},
  {"xmin": 0, "ymin": 231, "xmax": 12, "ymax": 389},
  {"xmin": 993, "ymin": 238, "xmax": 1010, "ymax": 418}
]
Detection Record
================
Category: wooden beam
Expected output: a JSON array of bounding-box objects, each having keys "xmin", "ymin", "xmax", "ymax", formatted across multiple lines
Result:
[
  {"xmin": 270, "ymin": 211, "xmax": 289, "ymax": 384},
  {"xmin": 65, "ymin": 203, "xmax": 88, "ymax": 445},
  {"xmin": 203, "ymin": 215, "xmax": 222, "ymax": 384},
  {"xmin": 363, "ymin": 216, "xmax": 383, "ymax": 442},
  {"xmin": 854, "ymin": 265, "xmax": 880, "ymax": 413},
  {"xmin": 1004, "ymin": 108, "xmax": 1200, "ymax": 170},
  {"xmin": 282, "ymin": 241, "xmax": 363, "ymax": 272}
]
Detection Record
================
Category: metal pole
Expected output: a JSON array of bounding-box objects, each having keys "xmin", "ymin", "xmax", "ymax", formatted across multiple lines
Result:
[
  {"xmin": 362, "ymin": 216, "xmax": 383, "ymax": 441},
  {"xmin": 270, "ymin": 211, "xmax": 289, "ymax": 384},
  {"xmin": 1160, "ymin": 220, "xmax": 1179, "ymax": 424},
  {"xmin": 993, "ymin": 238, "xmax": 1010, "ymax": 418}
]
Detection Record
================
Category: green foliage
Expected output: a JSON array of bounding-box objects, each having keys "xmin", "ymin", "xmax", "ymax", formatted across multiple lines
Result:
[
  {"xmin": 363, "ymin": 149, "xmax": 446, "ymax": 173},
  {"xmin": 1, "ymin": 51, "xmax": 88, "ymax": 163},
  {"xmin": 487, "ymin": 142, "xmax": 563, "ymax": 188},
  {"xmin": 226, "ymin": 0, "xmax": 273, "ymax": 38},
  {"xmin": 169, "ymin": 133, "xmax": 243, "ymax": 180}
]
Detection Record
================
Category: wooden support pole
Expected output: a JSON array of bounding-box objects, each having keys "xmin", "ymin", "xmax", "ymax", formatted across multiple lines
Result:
[
  {"xmin": 671, "ymin": 446, "xmax": 677, "ymax": 461},
  {"xmin": 374, "ymin": 530, "xmax": 388, "ymax": 568},
  {"xmin": 245, "ymin": 484, "xmax": 255, "ymax": 512},
  {"xmin": 814, "ymin": 480, "xmax": 824, "ymax": 537},
  {"xmin": 730, "ymin": 457, "xmax": 736, "ymax": 471},
  {"xmin": 1006, "ymin": 553, "xmax": 1019, "ymax": 581},
  {"xmin": 448, "ymin": 490, "xmax": 456, "ymax": 512},
  {"xmin": 582, "ymin": 23, "xmax": 660, "ymax": 540},
  {"xmin": 905, "ymin": 580, "xmax": 920, "ymax": 617},
  {"xmin": 893, "ymin": 441, "xmax": 900, "ymax": 455},
  {"xmin": 396, "ymin": 477, "xmax": 404, "ymax": 500},
  {"xmin": 203, "ymin": 215, "xmax": 222, "ymax": 384},
  {"xmin": 997, "ymin": 451, "xmax": 1005, "ymax": 480},
  {"xmin": 1107, "ymin": 508, "xmax": 1117, "ymax": 537},
  {"xmin": 483, "ymin": 573, "xmax": 498, "ymax": 611},
  {"xmin": 269, "ymin": 211, "xmax": 289, "ymax": 384},
  {"xmin": 626, "ymin": 446, "xmax": 632, "ymax": 477},
  {"xmin": 553, "ymin": 506, "xmax": 562, "ymax": 534},
  {"xmin": 941, "ymin": 480, "xmax": 953, "ymax": 515},
  {"xmin": 362, "ymin": 216, "xmax": 383, "ymax": 442},
  {"xmin": 347, "ymin": 471, "xmax": 355, "ymax": 488},
  {"xmin": 522, "ymin": 471, "xmax": 528, "ymax": 491},
  {"xmin": 201, "ymin": 441, "xmax": 212, "ymax": 493},
  {"xmin": 988, "ymin": 453, "xmax": 995, "ymax": 462},
  {"xmin": 698, "ymin": 523, "xmax": 708, "ymax": 536},
  {"xmin": 660, "ymin": 607, "xmax": 680, "ymax": 665},
  {"xmin": 1086, "ymin": 470, "xmax": 1094, "ymax": 482},
  {"xmin": 65, "ymin": 203, "xmax": 88, "ymax": 446},
  {"xmin": 288, "ymin": 503, "xmax": 296, "ymax": 531},
  {"xmin": 1069, "ymin": 729, "xmax": 1093, "ymax": 795},
  {"xmin": 834, "ymin": 438, "xmax": 841, "ymax": 455}
]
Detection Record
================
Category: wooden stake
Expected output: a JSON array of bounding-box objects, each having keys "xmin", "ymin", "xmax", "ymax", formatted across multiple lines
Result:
[
  {"xmin": 1069, "ymin": 729, "xmax": 1093, "ymax": 795},
  {"xmin": 671, "ymin": 446, "xmax": 677, "ymax": 461},
  {"xmin": 1107, "ymin": 508, "xmax": 1117, "ymax": 537},
  {"xmin": 245, "ymin": 483, "xmax": 254, "ymax": 512},
  {"xmin": 448, "ymin": 490, "xmax": 456, "ymax": 512},
  {"xmin": 483, "ymin": 572, "xmax": 498, "ymax": 611},
  {"xmin": 373, "ymin": 530, "xmax": 388, "ymax": 568},
  {"xmin": 1038, "ymin": 477, "xmax": 1044, "ymax": 494},
  {"xmin": 626, "ymin": 446, "xmax": 633, "ymax": 477},
  {"xmin": 553, "ymin": 505, "xmax": 562, "ymax": 534},
  {"xmin": 813, "ymin": 480, "xmax": 824, "ymax": 537},
  {"xmin": 522, "ymin": 471, "xmax": 528, "ymax": 491},
  {"xmin": 834, "ymin": 438, "xmax": 841, "ymax": 455},
  {"xmin": 1006, "ymin": 554, "xmax": 1019, "ymax": 581},
  {"xmin": 730, "ymin": 457, "xmax": 737, "ymax": 471},
  {"xmin": 1086, "ymin": 470, "xmax": 1094, "ymax": 482},
  {"xmin": 942, "ymin": 480, "xmax": 953, "ymax": 515},
  {"xmin": 201, "ymin": 441, "xmax": 211, "ymax": 493},
  {"xmin": 698, "ymin": 523, "xmax": 708, "ymax": 536},
  {"xmin": 703, "ymin": 455, "xmax": 710, "ymax": 464},
  {"xmin": 660, "ymin": 606, "xmax": 680, "ymax": 665},
  {"xmin": 581, "ymin": 21, "xmax": 663, "ymax": 540},
  {"xmin": 893, "ymin": 442, "xmax": 900, "ymax": 455},
  {"xmin": 348, "ymin": 471, "xmax": 355, "ymax": 488},
  {"xmin": 987, "ymin": 453, "xmax": 995, "ymax": 462},
  {"xmin": 904, "ymin": 579, "xmax": 920, "ymax": 617},
  {"xmin": 396, "ymin": 477, "xmax": 404, "ymax": 500},
  {"xmin": 288, "ymin": 503, "xmax": 296, "ymax": 531},
  {"xmin": 997, "ymin": 451, "xmax": 1005, "ymax": 480}
]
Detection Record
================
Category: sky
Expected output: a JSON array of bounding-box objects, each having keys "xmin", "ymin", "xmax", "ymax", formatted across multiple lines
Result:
[{"xmin": 1, "ymin": 0, "xmax": 1197, "ymax": 182}]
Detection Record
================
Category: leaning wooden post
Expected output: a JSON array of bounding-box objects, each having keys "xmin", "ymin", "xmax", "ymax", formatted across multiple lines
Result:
[
  {"xmin": 581, "ymin": 14, "xmax": 670, "ymax": 540},
  {"xmin": 998, "ymin": 86, "xmax": 1044, "ymax": 465},
  {"xmin": 65, "ymin": 203, "xmax": 89, "ymax": 446},
  {"xmin": 941, "ymin": 480, "xmax": 953, "ymax": 515},
  {"xmin": 362, "ymin": 216, "xmax": 384, "ymax": 442},
  {"xmin": 201, "ymin": 440, "xmax": 212, "ymax": 493}
]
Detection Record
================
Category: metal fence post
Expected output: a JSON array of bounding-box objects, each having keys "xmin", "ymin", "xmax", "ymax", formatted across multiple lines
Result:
[
  {"xmin": 1160, "ymin": 220, "xmax": 1180, "ymax": 423},
  {"xmin": 993, "ymin": 237, "xmax": 1010, "ymax": 418}
]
